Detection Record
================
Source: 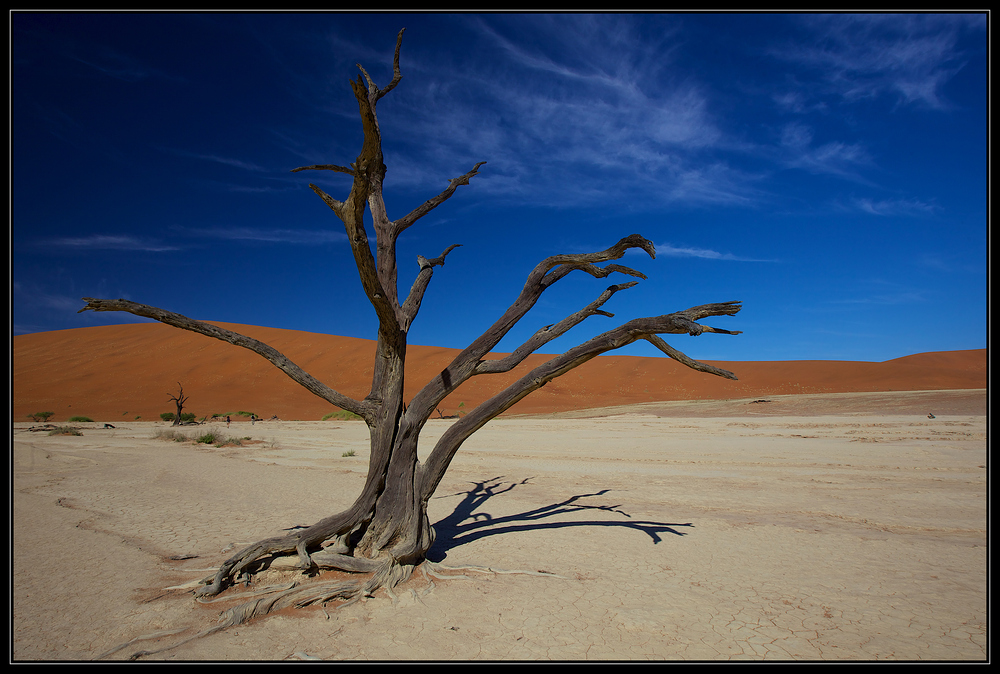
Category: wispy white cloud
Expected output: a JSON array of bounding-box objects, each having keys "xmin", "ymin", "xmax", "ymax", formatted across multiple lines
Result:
[
  {"xmin": 164, "ymin": 148, "xmax": 267, "ymax": 172},
  {"xmin": 773, "ymin": 13, "xmax": 986, "ymax": 110},
  {"xmin": 41, "ymin": 227, "xmax": 344, "ymax": 250},
  {"xmin": 192, "ymin": 227, "xmax": 346, "ymax": 245},
  {"xmin": 772, "ymin": 90, "xmax": 828, "ymax": 114},
  {"xmin": 830, "ymin": 291, "xmax": 926, "ymax": 305},
  {"xmin": 829, "ymin": 276, "xmax": 928, "ymax": 305},
  {"xmin": 777, "ymin": 122, "xmax": 871, "ymax": 179},
  {"xmin": 12, "ymin": 280, "xmax": 86, "ymax": 313},
  {"xmin": 661, "ymin": 163, "xmax": 764, "ymax": 207},
  {"xmin": 915, "ymin": 252, "xmax": 984, "ymax": 275},
  {"xmin": 851, "ymin": 196, "xmax": 937, "ymax": 217},
  {"xmin": 11, "ymin": 280, "xmax": 148, "ymax": 334},
  {"xmin": 917, "ymin": 254, "xmax": 953, "ymax": 272},
  {"xmin": 39, "ymin": 227, "xmax": 345, "ymax": 251},
  {"xmin": 222, "ymin": 184, "xmax": 291, "ymax": 194},
  {"xmin": 197, "ymin": 154, "xmax": 267, "ymax": 172},
  {"xmin": 623, "ymin": 242, "xmax": 770, "ymax": 262},
  {"xmin": 45, "ymin": 234, "xmax": 181, "ymax": 252},
  {"xmin": 374, "ymin": 15, "xmax": 745, "ymax": 209}
]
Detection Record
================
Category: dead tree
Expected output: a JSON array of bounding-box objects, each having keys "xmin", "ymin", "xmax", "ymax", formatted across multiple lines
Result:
[
  {"xmin": 79, "ymin": 29, "xmax": 741, "ymax": 628},
  {"xmin": 168, "ymin": 382, "xmax": 189, "ymax": 427}
]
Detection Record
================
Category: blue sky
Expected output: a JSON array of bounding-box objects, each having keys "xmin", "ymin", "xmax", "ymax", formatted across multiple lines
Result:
[{"xmin": 11, "ymin": 12, "xmax": 989, "ymax": 362}]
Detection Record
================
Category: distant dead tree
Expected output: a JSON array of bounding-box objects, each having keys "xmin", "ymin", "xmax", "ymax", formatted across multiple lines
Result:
[
  {"xmin": 79, "ymin": 29, "xmax": 741, "ymax": 637},
  {"xmin": 167, "ymin": 382, "xmax": 188, "ymax": 427}
]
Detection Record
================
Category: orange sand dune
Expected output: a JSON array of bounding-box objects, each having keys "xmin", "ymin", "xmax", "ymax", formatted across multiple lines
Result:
[{"xmin": 12, "ymin": 322, "xmax": 987, "ymax": 423}]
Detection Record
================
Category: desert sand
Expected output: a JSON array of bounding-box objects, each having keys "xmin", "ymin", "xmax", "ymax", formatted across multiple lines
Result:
[{"xmin": 12, "ymin": 389, "xmax": 987, "ymax": 661}]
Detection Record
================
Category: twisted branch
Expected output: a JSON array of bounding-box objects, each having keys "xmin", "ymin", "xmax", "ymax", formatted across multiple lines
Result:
[
  {"xmin": 290, "ymin": 163, "xmax": 355, "ymax": 176},
  {"xmin": 475, "ymin": 281, "xmax": 639, "ymax": 375},
  {"xmin": 400, "ymin": 244, "xmax": 462, "ymax": 329},
  {"xmin": 357, "ymin": 28, "xmax": 405, "ymax": 104},
  {"xmin": 392, "ymin": 161, "xmax": 487, "ymax": 236}
]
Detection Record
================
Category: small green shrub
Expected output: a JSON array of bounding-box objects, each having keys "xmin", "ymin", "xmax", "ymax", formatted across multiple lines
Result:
[
  {"xmin": 342, "ymin": 449, "xmax": 356, "ymax": 457},
  {"xmin": 236, "ymin": 411, "xmax": 256, "ymax": 418},
  {"xmin": 28, "ymin": 411, "xmax": 55, "ymax": 422},
  {"xmin": 48, "ymin": 426, "xmax": 82, "ymax": 436},
  {"xmin": 196, "ymin": 432, "xmax": 219, "ymax": 445},
  {"xmin": 68, "ymin": 416, "xmax": 94, "ymax": 423},
  {"xmin": 159, "ymin": 412, "xmax": 197, "ymax": 423},
  {"xmin": 323, "ymin": 410, "xmax": 362, "ymax": 421}
]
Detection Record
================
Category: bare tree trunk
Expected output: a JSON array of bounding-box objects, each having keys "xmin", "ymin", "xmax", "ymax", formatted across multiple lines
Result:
[
  {"xmin": 78, "ymin": 28, "xmax": 742, "ymax": 633},
  {"xmin": 168, "ymin": 382, "xmax": 188, "ymax": 427}
]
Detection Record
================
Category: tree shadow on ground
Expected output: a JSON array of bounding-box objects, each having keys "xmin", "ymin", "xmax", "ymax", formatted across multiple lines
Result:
[{"xmin": 426, "ymin": 476, "xmax": 692, "ymax": 563}]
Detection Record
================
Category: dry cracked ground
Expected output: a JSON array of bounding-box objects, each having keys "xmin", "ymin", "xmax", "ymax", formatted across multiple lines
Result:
[{"xmin": 12, "ymin": 392, "xmax": 988, "ymax": 661}]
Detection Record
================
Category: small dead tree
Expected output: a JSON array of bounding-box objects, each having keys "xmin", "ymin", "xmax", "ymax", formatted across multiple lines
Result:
[
  {"xmin": 168, "ymin": 382, "xmax": 189, "ymax": 427},
  {"xmin": 79, "ymin": 29, "xmax": 741, "ymax": 631}
]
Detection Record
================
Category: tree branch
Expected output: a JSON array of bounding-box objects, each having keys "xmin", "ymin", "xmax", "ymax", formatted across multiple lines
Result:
[
  {"xmin": 308, "ymin": 178, "xmax": 400, "ymax": 333},
  {"xmin": 290, "ymin": 164, "xmax": 356, "ymax": 176},
  {"xmin": 541, "ymin": 261, "xmax": 648, "ymax": 289},
  {"xmin": 307, "ymin": 183, "xmax": 346, "ymax": 220},
  {"xmin": 392, "ymin": 162, "xmax": 487, "ymax": 236},
  {"xmin": 642, "ymin": 334, "xmax": 737, "ymax": 379},
  {"xmin": 333, "ymin": 33, "xmax": 408, "ymax": 337},
  {"xmin": 77, "ymin": 298, "xmax": 373, "ymax": 422},
  {"xmin": 539, "ymin": 234, "xmax": 656, "ymax": 276},
  {"xmin": 167, "ymin": 383, "xmax": 188, "ymax": 405},
  {"xmin": 475, "ymin": 281, "xmax": 639, "ymax": 374},
  {"xmin": 357, "ymin": 28, "xmax": 405, "ymax": 104},
  {"xmin": 419, "ymin": 243, "xmax": 462, "ymax": 270},
  {"xmin": 400, "ymin": 244, "xmax": 462, "ymax": 330},
  {"xmin": 471, "ymin": 235, "xmax": 656, "ymax": 358}
]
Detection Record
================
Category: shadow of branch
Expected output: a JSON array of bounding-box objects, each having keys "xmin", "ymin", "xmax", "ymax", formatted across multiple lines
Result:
[{"xmin": 427, "ymin": 476, "xmax": 692, "ymax": 562}]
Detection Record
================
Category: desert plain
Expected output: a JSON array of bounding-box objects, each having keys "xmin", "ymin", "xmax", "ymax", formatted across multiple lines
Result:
[{"xmin": 11, "ymin": 324, "xmax": 989, "ymax": 661}]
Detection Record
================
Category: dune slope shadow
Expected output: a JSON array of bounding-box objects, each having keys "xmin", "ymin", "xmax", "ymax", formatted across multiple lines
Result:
[{"xmin": 427, "ymin": 476, "xmax": 692, "ymax": 562}]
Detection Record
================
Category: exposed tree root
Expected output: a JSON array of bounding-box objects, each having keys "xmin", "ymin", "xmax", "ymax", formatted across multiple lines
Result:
[
  {"xmin": 99, "ymin": 556, "xmax": 413, "ymax": 660},
  {"xmin": 193, "ymin": 581, "xmax": 298, "ymax": 604},
  {"xmin": 192, "ymin": 508, "xmax": 379, "ymax": 599},
  {"xmin": 97, "ymin": 554, "xmax": 572, "ymax": 660},
  {"xmin": 93, "ymin": 627, "xmax": 193, "ymax": 660}
]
